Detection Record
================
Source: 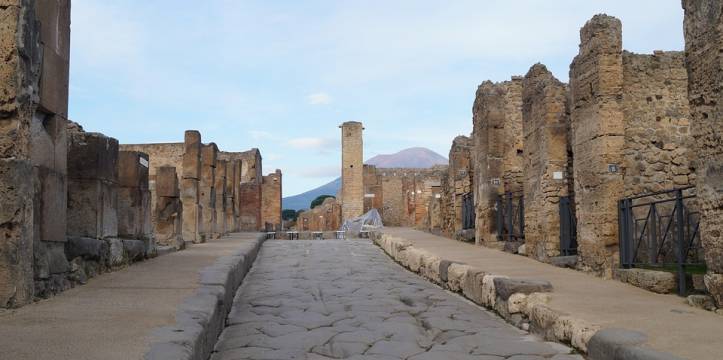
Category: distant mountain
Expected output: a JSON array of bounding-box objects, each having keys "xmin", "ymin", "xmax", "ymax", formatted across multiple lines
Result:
[
  {"xmin": 366, "ymin": 147, "xmax": 448, "ymax": 169},
  {"xmin": 282, "ymin": 147, "xmax": 447, "ymax": 210},
  {"xmin": 283, "ymin": 177, "xmax": 342, "ymax": 211}
]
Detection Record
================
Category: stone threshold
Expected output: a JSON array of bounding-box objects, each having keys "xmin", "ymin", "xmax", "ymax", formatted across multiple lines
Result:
[{"xmin": 372, "ymin": 232, "xmax": 685, "ymax": 360}]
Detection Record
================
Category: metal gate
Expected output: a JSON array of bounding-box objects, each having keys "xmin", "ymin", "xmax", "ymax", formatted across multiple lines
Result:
[
  {"xmin": 559, "ymin": 196, "xmax": 578, "ymax": 256},
  {"xmin": 496, "ymin": 192, "xmax": 524, "ymax": 242},
  {"xmin": 618, "ymin": 186, "xmax": 703, "ymax": 296},
  {"xmin": 462, "ymin": 193, "xmax": 475, "ymax": 230}
]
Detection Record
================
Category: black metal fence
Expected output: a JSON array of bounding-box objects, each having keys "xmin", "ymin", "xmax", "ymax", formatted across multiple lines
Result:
[
  {"xmin": 618, "ymin": 186, "xmax": 704, "ymax": 296},
  {"xmin": 496, "ymin": 192, "xmax": 524, "ymax": 242},
  {"xmin": 462, "ymin": 193, "xmax": 475, "ymax": 230},
  {"xmin": 559, "ymin": 196, "xmax": 578, "ymax": 256}
]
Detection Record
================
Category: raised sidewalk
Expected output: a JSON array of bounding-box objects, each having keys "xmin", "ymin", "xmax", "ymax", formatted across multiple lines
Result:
[
  {"xmin": 0, "ymin": 233, "xmax": 263, "ymax": 360},
  {"xmin": 381, "ymin": 227, "xmax": 723, "ymax": 360}
]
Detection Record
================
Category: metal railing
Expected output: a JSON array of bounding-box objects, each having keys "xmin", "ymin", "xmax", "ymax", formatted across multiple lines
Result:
[
  {"xmin": 496, "ymin": 192, "xmax": 524, "ymax": 242},
  {"xmin": 559, "ymin": 196, "xmax": 578, "ymax": 256},
  {"xmin": 462, "ymin": 193, "xmax": 475, "ymax": 230},
  {"xmin": 618, "ymin": 186, "xmax": 703, "ymax": 296}
]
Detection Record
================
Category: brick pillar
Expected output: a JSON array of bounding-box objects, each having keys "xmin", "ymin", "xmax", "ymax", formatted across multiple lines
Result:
[
  {"xmin": 155, "ymin": 166, "xmax": 183, "ymax": 248},
  {"xmin": 261, "ymin": 169, "xmax": 282, "ymax": 231},
  {"xmin": 200, "ymin": 143, "xmax": 217, "ymax": 239},
  {"xmin": 569, "ymin": 15, "xmax": 624, "ymax": 277},
  {"xmin": 521, "ymin": 64, "xmax": 573, "ymax": 260},
  {"xmin": 472, "ymin": 78, "xmax": 524, "ymax": 246},
  {"xmin": 683, "ymin": 0, "xmax": 723, "ymax": 305},
  {"xmin": 181, "ymin": 130, "xmax": 203, "ymax": 243},
  {"xmin": 340, "ymin": 121, "xmax": 364, "ymax": 221},
  {"xmin": 215, "ymin": 159, "xmax": 227, "ymax": 237}
]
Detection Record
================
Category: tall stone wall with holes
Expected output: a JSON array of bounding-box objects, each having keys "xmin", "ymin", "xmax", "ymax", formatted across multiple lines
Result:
[
  {"xmin": 472, "ymin": 78, "xmax": 525, "ymax": 246},
  {"xmin": 378, "ymin": 167, "xmax": 445, "ymax": 228},
  {"xmin": 570, "ymin": 15, "xmax": 694, "ymax": 277},
  {"xmin": 440, "ymin": 136, "xmax": 473, "ymax": 239},
  {"xmin": 261, "ymin": 170, "xmax": 283, "ymax": 231},
  {"xmin": 522, "ymin": 64, "xmax": 574, "ymax": 260},
  {"xmin": 683, "ymin": 0, "xmax": 723, "ymax": 305},
  {"xmin": 340, "ymin": 121, "xmax": 364, "ymax": 221},
  {"xmin": 0, "ymin": 0, "xmax": 43, "ymax": 307},
  {"xmin": 297, "ymin": 197, "xmax": 342, "ymax": 232},
  {"xmin": 234, "ymin": 149, "xmax": 263, "ymax": 231}
]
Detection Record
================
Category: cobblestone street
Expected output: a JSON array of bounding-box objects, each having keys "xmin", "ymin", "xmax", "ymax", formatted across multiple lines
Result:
[{"xmin": 211, "ymin": 240, "xmax": 580, "ymax": 360}]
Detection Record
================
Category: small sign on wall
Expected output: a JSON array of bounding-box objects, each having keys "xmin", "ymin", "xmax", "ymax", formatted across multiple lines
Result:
[
  {"xmin": 435, "ymin": 194, "xmax": 442, "ymax": 199},
  {"xmin": 553, "ymin": 171, "xmax": 564, "ymax": 180},
  {"xmin": 490, "ymin": 178, "xmax": 501, "ymax": 186},
  {"xmin": 608, "ymin": 164, "xmax": 619, "ymax": 173},
  {"xmin": 139, "ymin": 158, "xmax": 149, "ymax": 168},
  {"xmin": 364, "ymin": 194, "xmax": 376, "ymax": 198}
]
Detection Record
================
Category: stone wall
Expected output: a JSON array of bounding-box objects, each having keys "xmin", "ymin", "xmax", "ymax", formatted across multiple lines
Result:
[
  {"xmin": 215, "ymin": 160, "xmax": 228, "ymax": 236},
  {"xmin": 472, "ymin": 78, "xmax": 525, "ymax": 246},
  {"xmin": 181, "ymin": 131, "xmax": 204, "ymax": 243},
  {"xmin": 570, "ymin": 15, "xmax": 693, "ymax": 277},
  {"xmin": 379, "ymin": 167, "xmax": 445, "ymax": 228},
  {"xmin": 298, "ymin": 197, "xmax": 342, "ymax": 232},
  {"xmin": 341, "ymin": 121, "xmax": 364, "ymax": 221},
  {"xmin": 521, "ymin": 64, "xmax": 573, "ymax": 260},
  {"xmin": 261, "ymin": 170, "xmax": 283, "ymax": 231},
  {"xmin": 682, "ymin": 0, "xmax": 723, "ymax": 305},
  {"xmin": 200, "ymin": 143, "xmax": 218, "ymax": 239},
  {"xmin": 363, "ymin": 165, "xmax": 384, "ymax": 215}
]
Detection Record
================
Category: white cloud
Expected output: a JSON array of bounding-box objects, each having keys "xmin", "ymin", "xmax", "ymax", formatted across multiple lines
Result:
[
  {"xmin": 287, "ymin": 137, "xmax": 337, "ymax": 151},
  {"xmin": 307, "ymin": 92, "xmax": 332, "ymax": 105},
  {"xmin": 249, "ymin": 130, "xmax": 275, "ymax": 141},
  {"xmin": 299, "ymin": 165, "xmax": 340, "ymax": 178}
]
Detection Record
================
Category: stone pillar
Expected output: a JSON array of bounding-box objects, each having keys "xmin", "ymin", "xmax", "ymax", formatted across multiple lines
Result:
[
  {"xmin": 155, "ymin": 166, "xmax": 183, "ymax": 248},
  {"xmin": 227, "ymin": 159, "xmax": 241, "ymax": 232},
  {"xmin": 568, "ymin": 15, "xmax": 625, "ymax": 277},
  {"xmin": 261, "ymin": 169, "xmax": 282, "ymax": 231},
  {"xmin": 200, "ymin": 143, "xmax": 217, "ymax": 239},
  {"xmin": 181, "ymin": 130, "xmax": 203, "ymax": 243},
  {"xmin": 340, "ymin": 121, "xmax": 364, "ymax": 221},
  {"xmin": 472, "ymin": 78, "xmax": 524, "ymax": 246},
  {"xmin": 67, "ymin": 130, "xmax": 120, "ymax": 240},
  {"xmin": 238, "ymin": 182, "xmax": 262, "ymax": 231},
  {"xmin": 117, "ymin": 151, "xmax": 152, "ymax": 249},
  {"xmin": 683, "ymin": 0, "xmax": 723, "ymax": 305},
  {"xmin": 215, "ymin": 159, "xmax": 227, "ymax": 237},
  {"xmin": 443, "ymin": 136, "xmax": 473, "ymax": 237},
  {"xmin": 521, "ymin": 64, "xmax": 573, "ymax": 260}
]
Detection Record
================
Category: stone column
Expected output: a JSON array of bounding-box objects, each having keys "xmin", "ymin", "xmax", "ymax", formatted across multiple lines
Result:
[
  {"xmin": 117, "ymin": 151, "xmax": 153, "ymax": 252},
  {"xmin": 521, "ymin": 64, "xmax": 573, "ymax": 260},
  {"xmin": 155, "ymin": 166, "xmax": 183, "ymax": 249},
  {"xmin": 682, "ymin": 0, "xmax": 723, "ymax": 305},
  {"xmin": 200, "ymin": 143, "xmax": 217, "ymax": 239},
  {"xmin": 225, "ymin": 159, "xmax": 239, "ymax": 232},
  {"xmin": 181, "ymin": 130, "xmax": 203, "ymax": 243},
  {"xmin": 215, "ymin": 159, "xmax": 227, "ymax": 237}
]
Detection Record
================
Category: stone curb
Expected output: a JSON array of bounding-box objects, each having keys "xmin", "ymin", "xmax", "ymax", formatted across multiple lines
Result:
[
  {"xmin": 371, "ymin": 232, "xmax": 686, "ymax": 359},
  {"xmin": 143, "ymin": 234, "xmax": 267, "ymax": 360}
]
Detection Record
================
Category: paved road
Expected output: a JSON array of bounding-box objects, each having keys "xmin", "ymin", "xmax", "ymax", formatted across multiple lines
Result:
[{"xmin": 212, "ymin": 240, "xmax": 581, "ymax": 360}]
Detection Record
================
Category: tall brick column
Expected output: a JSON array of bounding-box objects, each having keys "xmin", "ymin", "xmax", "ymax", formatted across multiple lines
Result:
[
  {"xmin": 200, "ymin": 143, "xmax": 217, "ymax": 239},
  {"xmin": 569, "ymin": 15, "xmax": 625, "ymax": 277},
  {"xmin": 181, "ymin": 131, "xmax": 203, "ymax": 243},
  {"xmin": 261, "ymin": 169, "xmax": 283, "ymax": 231},
  {"xmin": 215, "ymin": 159, "xmax": 228, "ymax": 237},
  {"xmin": 522, "ymin": 64, "xmax": 573, "ymax": 260},
  {"xmin": 340, "ymin": 121, "xmax": 364, "ymax": 222},
  {"xmin": 683, "ymin": 0, "xmax": 723, "ymax": 305}
]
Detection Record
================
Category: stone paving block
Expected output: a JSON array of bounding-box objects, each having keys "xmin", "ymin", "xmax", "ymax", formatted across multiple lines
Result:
[{"xmin": 493, "ymin": 278, "xmax": 554, "ymax": 300}]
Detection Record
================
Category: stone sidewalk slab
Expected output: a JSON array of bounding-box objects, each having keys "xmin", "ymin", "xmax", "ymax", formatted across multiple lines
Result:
[
  {"xmin": 0, "ymin": 232, "xmax": 262, "ymax": 360},
  {"xmin": 381, "ymin": 227, "xmax": 723, "ymax": 360}
]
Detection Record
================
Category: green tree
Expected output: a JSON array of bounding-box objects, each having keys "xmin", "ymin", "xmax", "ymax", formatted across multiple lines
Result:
[
  {"xmin": 310, "ymin": 195, "xmax": 335, "ymax": 209},
  {"xmin": 282, "ymin": 209, "xmax": 298, "ymax": 221}
]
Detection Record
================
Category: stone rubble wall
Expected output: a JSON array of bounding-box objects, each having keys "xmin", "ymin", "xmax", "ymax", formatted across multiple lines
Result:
[
  {"xmin": 363, "ymin": 164, "xmax": 384, "ymax": 215},
  {"xmin": 377, "ymin": 166, "xmax": 446, "ymax": 228},
  {"xmin": 261, "ymin": 169, "xmax": 283, "ymax": 231},
  {"xmin": 439, "ymin": 136, "xmax": 473, "ymax": 239},
  {"xmin": 297, "ymin": 197, "xmax": 342, "ymax": 232},
  {"xmin": 154, "ymin": 166, "xmax": 183, "ymax": 248},
  {"xmin": 521, "ymin": 64, "xmax": 573, "ymax": 260},
  {"xmin": 682, "ymin": 0, "xmax": 723, "ymax": 306}
]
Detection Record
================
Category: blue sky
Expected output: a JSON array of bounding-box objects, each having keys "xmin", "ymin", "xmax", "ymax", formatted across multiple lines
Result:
[{"xmin": 69, "ymin": 0, "xmax": 684, "ymax": 197}]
